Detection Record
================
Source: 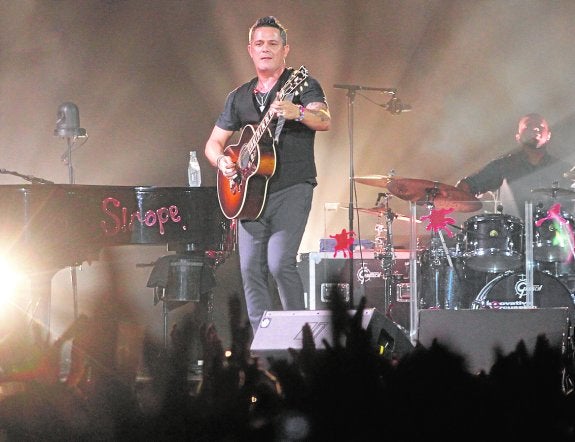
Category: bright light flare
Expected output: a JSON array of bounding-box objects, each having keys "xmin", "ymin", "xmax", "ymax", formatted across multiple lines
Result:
[{"xmin": 0, "ymin": 256, "xmax": 28, "ymax": 309}]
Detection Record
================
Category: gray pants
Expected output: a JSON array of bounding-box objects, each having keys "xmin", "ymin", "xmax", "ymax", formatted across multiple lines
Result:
[{"xmin": 238, "ymin": 182, "xmax": 313, "ymax": 332}]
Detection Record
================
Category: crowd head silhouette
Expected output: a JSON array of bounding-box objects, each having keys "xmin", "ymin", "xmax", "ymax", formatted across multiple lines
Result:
[{"xmin": 0, "ymin": 291, "xmax": 573, "ymax": 440}]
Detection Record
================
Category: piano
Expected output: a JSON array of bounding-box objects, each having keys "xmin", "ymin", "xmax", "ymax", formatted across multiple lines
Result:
[
  {"xmin": 0, "ymin": 185, "xmax": 232, "ymax": 333},
  {"xmin": 0, "ymin": 184, "xmax": 231, "ymax": 270}
]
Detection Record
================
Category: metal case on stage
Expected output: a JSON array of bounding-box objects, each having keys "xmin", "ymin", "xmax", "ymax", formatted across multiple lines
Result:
[{"xmin": 297, "ymin": 250, "xmax": 411, "ymax": 315}]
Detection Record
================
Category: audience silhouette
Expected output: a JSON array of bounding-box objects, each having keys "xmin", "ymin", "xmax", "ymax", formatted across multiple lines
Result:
[{"xmin": 0, "ymin": 289, "xmax": 574, "ymax": 441}]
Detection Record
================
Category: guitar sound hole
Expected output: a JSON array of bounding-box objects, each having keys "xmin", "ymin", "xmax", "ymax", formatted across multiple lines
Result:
[{"xmin": 238, "ymin": 150, "xmax": 251, "ymax": 169}]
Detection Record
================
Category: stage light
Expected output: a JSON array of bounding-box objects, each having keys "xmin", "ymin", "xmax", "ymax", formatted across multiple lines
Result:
[{"xmin": 0, "ymin": 257, "xmax": 27, "ymax": 308}]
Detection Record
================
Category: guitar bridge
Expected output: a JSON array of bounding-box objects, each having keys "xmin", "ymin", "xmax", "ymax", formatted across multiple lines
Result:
[{"xmin": 229, "ymin": 173, "xmax": 242, "ymax": 194}]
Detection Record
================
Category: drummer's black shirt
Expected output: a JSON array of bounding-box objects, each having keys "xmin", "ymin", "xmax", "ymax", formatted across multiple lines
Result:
[{"xmin": 462, "ymin": 148, "xmax": 573, "ymax": 219}]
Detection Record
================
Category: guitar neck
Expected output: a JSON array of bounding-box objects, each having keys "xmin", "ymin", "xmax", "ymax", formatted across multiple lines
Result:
[
  {"xmin": 246, "ymin": 95, "xmax": 283, "ymax": 155},
  {"xmin": 244, "ymin": 66, "xmax": 308, "ymax": 158}
]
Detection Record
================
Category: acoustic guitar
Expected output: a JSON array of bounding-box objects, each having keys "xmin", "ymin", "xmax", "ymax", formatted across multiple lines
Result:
[{"xmin": 217, "ymin": 66, "xmax": 309, "ymax": 220}]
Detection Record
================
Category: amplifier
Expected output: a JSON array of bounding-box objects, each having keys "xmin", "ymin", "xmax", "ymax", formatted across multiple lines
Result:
[{"xmin": 297, "ymin": 251, "xmax": 413, "ymax": 314}]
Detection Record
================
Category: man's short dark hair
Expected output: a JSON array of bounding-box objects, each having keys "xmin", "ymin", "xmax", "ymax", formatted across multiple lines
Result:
[{"xmin": 249, "ymin": 16, "xmax": 287, "ymax": 45}]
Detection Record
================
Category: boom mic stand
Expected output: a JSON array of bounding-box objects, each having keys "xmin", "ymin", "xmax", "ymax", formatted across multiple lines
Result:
[
  {"xmin": 0, "ymin": 168, "xmax": 54, "ymax": 184},
  {"xmin": 333, "ymin": 84, "xmax": 400, "ymax": 310}
]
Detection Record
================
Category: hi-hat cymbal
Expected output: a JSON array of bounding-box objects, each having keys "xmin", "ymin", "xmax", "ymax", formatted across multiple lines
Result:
[
  {"xmin": 354, "ymin": 175, "xmax": 395, "ymax": 188},
  {"xmin": 531, "ymin": 187, "xmax": 575, "ymax": 198},
  {"xmin": 386, "ymin": 177, "xmax": 482, "ymax": 213},
  {"xmin": 341, "ymin": 205, "xmax": 416, "ymax": 222}
]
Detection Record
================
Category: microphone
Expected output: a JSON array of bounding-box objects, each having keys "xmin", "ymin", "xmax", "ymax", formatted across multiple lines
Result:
[
  {"xmin": 379, "ymin": 97, "xmax": 412, "ymax": 115},
  {"xmin": 333, "ymin": 84, "xmax": 397, "ymax": 94},
  {"xmin": 54, "ymin": 102, "xmax": 87, "ymax": 138}
]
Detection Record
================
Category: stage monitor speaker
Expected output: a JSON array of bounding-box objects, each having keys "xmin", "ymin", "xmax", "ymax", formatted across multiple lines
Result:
[
  {"xmin": 417, "ymin": 307, "xmax": 570, "ymax": 374},
  {"xmin": 250, "ymin": 308, "xmax": 413, "ymax": 367}
]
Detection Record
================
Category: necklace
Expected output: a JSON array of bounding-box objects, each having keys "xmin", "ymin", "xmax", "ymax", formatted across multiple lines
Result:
[{"xmin": 254, "ymin": 89, "xmax": 271, "ymax": 112}]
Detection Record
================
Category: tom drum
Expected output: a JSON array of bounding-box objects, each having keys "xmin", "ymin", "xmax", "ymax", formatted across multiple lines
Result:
[
  {"xmin": 463, "ymin": 213, "xmax": 524, "ymax": 273},
  {"xmin": 534, "ymin": 207, "xmax": 575, "ymax": 263}
]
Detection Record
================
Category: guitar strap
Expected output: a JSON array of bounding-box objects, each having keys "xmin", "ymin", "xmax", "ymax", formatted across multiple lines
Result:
[
  {"xmin": 274, "ymin": 92, "xmax": 294, "ymax": 143},
  {"xmin": 270, "ymin": 67, "xmax": 296, "ymax": 143}
]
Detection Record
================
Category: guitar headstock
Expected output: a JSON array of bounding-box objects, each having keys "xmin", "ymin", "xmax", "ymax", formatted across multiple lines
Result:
[{"xmin": 279, "ymin": 65, "xmax": 309, "ymax": 99}]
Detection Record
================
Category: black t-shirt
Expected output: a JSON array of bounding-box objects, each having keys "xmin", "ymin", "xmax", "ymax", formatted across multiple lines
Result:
[
  {"xmin": 215, "ymin": 67, "xmax": 328, "ymax": 193},
  {"xmin": 463, "ymin": 148, "xmax": 574, "ymax": 218}
]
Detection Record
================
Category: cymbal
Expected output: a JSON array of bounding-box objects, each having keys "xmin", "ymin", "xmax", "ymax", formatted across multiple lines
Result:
[
  {"xmin": 341, "ymin": 205, "xmax": 415, "ymax": 222},
  {"xmin": 531, "ymin": 187, "xmax": 575, "ymax": 198},
  {"xmin": 386, "ymin": 177, "xmax": 482, "ymax": 213},
  {"xmin": 354, "ymin": 175, "xmax": 395, "ymax": 188}
]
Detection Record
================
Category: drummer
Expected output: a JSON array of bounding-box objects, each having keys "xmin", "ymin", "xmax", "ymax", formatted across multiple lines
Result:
[{"xmin": 455, "ymin": 113, "xmax": 574, "ymax": 220}]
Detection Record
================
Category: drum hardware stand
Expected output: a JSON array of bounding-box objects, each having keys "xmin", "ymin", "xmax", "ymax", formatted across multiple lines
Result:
[
  {"xmin": 426, "ymin": 229, "xmax": 456, "ymax": 309},
  {"xmin": 373, "ymin": 192, "xmax": 397, "ymax": 315},
  {"xmin": 564, "ymin": 223, "xmax": 575, "ymax": 264},
  {"xmin": 422, "ymin": 193, "xmax": 443, "ymax": 310},
  {"xmin": 561, "ymin": 316, "xmax": 574, "ymax": 395},
  {"xmin": 483, "ymin": 189, "xmax": 502, "ymax": 214},
  {"xmin": 424, "ymin": 186, "xmax": 455, "ymax": 269},
  {"xmin": 525, "ymin": 202, "xmax": 535, "ymax": 308}
]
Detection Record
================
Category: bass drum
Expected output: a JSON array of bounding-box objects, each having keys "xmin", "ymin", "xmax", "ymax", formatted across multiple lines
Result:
[{"xmin": 472, "ymin": 270, "xmax": 575, "ymax": 318}]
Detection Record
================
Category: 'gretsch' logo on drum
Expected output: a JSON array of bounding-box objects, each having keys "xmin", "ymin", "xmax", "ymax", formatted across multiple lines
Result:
[{"xmin": 514, "ymin": 276, "xmax": 543, "ymax": 300}]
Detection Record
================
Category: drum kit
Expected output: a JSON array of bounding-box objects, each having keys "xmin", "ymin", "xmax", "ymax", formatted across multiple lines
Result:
[{"xmin": 354, "ymin": 175, "xmax": 575, "ymax": 327}]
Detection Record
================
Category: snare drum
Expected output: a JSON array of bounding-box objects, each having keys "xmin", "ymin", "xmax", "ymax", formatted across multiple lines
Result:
[
  {"xmin": 534, "ymin": 207, "xmax": 575, "ymax": 263},
  {"xmin": 472, "ymin": 270, "xmax": 575, "ymax": 317},
  {"xmin": 419, "ymin": 247, "xmax": 468, "ymax": 310},
  {"xmin": 463, "ymin": 213, "xmax": 524, "ymax": 273}
]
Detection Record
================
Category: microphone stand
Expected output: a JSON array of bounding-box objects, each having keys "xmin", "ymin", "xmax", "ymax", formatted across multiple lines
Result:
[
  {"xmin": 0, "ymin": 168, "xmax": 54, "ymax": 184},
  {"xmin": 49, "ymin": 102, "xmax": 87, "ymax": 336},
  {"xmin": 343, "ymin": 86, "xmax": 357, "ymax": 309},
  {"xmin": 64, "ymin": 136, "xmax": 75, "ymax": 185},
  {"xmin": 58, "ymin": 134, "xmax": 86, "ymax": 322},
  {"xmin": 64, "ymin": 136, "xmax": 79, "ymax": 321},
  {"xmin": 334, "ymin": 84, "xmax": 397, "ymax": 310}
]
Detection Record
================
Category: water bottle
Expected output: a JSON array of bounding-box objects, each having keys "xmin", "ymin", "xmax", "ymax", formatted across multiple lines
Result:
[{"xmin": 188, "ymin": 150, "xmax": 201, "ymax": 187}]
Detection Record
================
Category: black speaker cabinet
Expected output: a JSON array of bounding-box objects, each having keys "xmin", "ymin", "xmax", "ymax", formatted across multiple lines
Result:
[
  {"xmin": 417, "ymin": 307, "xmax": 570, "ymax": 374},
  {"xmin": 250, "ymin": 308, "xmax": 413, "ymax": 367}
]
